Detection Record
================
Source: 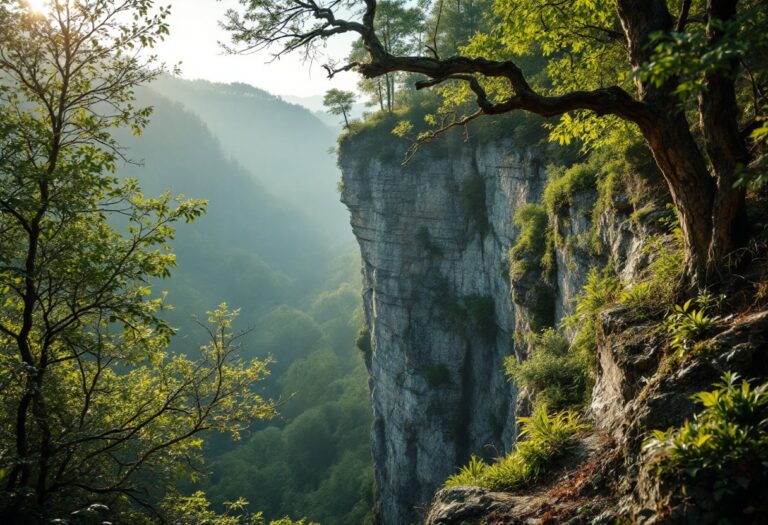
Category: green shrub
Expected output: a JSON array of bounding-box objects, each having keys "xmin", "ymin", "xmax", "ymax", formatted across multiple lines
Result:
[
  {"xmin": 619, "ymin": 210, "xmax": 685, "ymax": 314},
  {"xmin": 644, "ymin": 373, "xmax": 768, "ymax": 501},
  {"xmin": 564, "ymin": 267, "xmax": 621, "ymax": 364},
  {"xmin": 443, "ymin": 454, "xmax": 488, "ymax": 488},
  {"xmin": 355, "ymin": 325, "xmax": 372, "ymax": 358},
  {"xmin": 543, "ymin": 163, "xmax": 598, "ymax": 219},
  {"xmin": 509, "ymin": 204, "xmax": 550, "ymax": 280},
  {"xmin": 509, "ymin": 204, "xmax": 555, "ymax": 331},
  {"xmin": 444, "ymin": 405, "xmax": 588, "ymax": 490},
  {"xmin": 160, "ymin": 491, "xmax": 319, "ymax": 525},
  {"xmin": 664, "ymin": 297, "xmax": 718, "ymax": 355},
  {"xmin": 505, "ymin": 329, "xmax": 589, "ymax": 410}
]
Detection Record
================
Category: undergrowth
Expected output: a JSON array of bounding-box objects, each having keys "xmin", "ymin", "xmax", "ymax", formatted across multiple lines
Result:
[
  {"xmin": 508, "ymin": 203, "xmax": 555, "ymax": 282},
  {"xmin": 645, "ymin": 373, "xmax": 768, "ymax": 502},
  {"xmin": 509, "ymin": 204, "xmax": 552, "ymax": 281},
  {"xmin": 564, "ymin": 267, "xmax": 622, "ymax": 362},
  {"xmin": 543, "ymin": 163, "xmax": 598, "ymax": 220},
  {"xmin": 505, "ymin": 329, "xmax": 590, "ymax": 410},
  {"xmin": 618, "ymin": 209, "xmax": 685, "ymax": 314},
  {"xmin": 664, "ymin": 293, "xmax": 720, "ymax": 355},
  {"xmin": 444, "ymin": 405, "xmax": 588, "ymax": 491}
]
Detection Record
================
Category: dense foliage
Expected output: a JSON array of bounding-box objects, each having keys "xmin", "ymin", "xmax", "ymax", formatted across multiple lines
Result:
[
  {"xmin": 1, "ymin": 2, "xmax": 374, "ymax": 524},
  {"xmin": 118, "ymin": 82, "xmax": 374, "ymax": 524},
  {"xmin": 161, "ymin": 492, "xmax": 316, "ymax": 525},
  {"xmin": 197, "ymin": 263, "xmax": 375, "ymax": 525},
  {"xmin": 323, "ymin": 89, "xmax": 356, "ymax": 128},
  {"xmin": 506, "ymin": 329, "xmax": 589, "ymax": 411}
]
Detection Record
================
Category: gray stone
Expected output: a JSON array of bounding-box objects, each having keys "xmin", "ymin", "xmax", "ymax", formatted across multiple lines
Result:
[
  {"xmin": 340, "ymin": 138, "xmax": 547, "ymax": 525},
  {"xmin": 339, "ymin": 134, "xmax": 659, "ymax": 524}
]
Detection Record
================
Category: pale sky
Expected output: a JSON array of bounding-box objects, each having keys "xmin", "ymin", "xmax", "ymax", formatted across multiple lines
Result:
[{"xmin": 153, "ymin": 0, "xmax": 360, "ymax": 98}]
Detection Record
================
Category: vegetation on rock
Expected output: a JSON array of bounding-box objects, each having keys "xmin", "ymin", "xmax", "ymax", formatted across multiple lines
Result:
[
  {"xmin": 444, "ymin": 405, "xmax": 588, "ymax": 491},
  {"xmin": 645, "ymin": 373, "xmax": 768, "ymax": 503},
  {"xmin": 506, "ymin": 329, "xmax": 590, "ymax": 410}
]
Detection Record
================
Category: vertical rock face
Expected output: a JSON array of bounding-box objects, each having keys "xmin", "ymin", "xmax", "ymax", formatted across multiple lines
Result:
[
  {"xmin": 339, "ymin": 138, "xmax": 547, "ymax": 525},
  {"xmin": 339, "ymin": 132, "xmax": 661, "ymax": 525}
]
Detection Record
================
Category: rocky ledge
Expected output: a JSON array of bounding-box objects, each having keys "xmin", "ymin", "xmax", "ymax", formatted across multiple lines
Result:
[{"xmin": 425, "ymin": 308, "xmax": 768, "ymax": 525}]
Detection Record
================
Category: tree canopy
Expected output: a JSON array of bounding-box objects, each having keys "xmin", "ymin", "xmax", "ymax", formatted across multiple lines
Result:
[
  {"xmin": 224, "ymin": 0, "xmax": 768, "ymax": 284},
  {"xmin": 323, "ymin": 88, "xmax": 357, "ymax": 128}
]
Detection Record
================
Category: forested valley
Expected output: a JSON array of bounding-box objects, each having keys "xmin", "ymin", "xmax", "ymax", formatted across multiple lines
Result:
[
  {"xmin": 122, "ymin": 79, "xmax": 375, "ymax": 525},
  {"xmin": 0, "ymin": 7, "xmax": 374, "ymax": 520}
]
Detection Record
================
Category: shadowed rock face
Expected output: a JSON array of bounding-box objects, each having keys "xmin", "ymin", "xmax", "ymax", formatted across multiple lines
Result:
[{"xmin": 340, "ymin": 138, "xmax": 547, "ymax": 525}]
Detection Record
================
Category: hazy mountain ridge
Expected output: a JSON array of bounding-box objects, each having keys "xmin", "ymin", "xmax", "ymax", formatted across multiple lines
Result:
[{"xmin": 150, "ymin": 76, "xmax": 351, "ymax": 246}]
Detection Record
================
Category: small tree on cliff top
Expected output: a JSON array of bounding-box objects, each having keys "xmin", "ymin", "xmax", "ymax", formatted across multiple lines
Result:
[
  {"xmin": 223, "ymin": 0, "xmax": 768, "ymax": 285},
  {"xmin": 323, "ymin": 88, "xmax": 356, "ymax": 128}
]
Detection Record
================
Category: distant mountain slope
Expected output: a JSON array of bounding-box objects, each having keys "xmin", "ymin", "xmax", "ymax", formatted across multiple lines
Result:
[
  {"xmin": 116, "ymin": 87, "xmax": 335, "ymax": 344},
  {"xmin": 150, "ymin": 76, "xmax": 350, "ymax": 245},
  {"xmin": 113, "ymin": 85, "xmax": 374, "ymax": 525},
  {"xmin": 282, "ymin": 93, "xmax": 366, "ymax": 131}
]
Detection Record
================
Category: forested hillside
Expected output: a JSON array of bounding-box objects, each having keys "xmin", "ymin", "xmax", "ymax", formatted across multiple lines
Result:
[
  {"xmin": 118, "ymin": 82, "xmax": 374, "ymax": 524},
  {"xmin": 1, "ymin": 2, "xmax": 377, "ymax": 517},
  {"xmin": 118, "ymin": 86, "xmax": 330, "ymax": 342},
  {"xmin": 149, "ymin": 76, "xmax": 349, "ymax": 246}
]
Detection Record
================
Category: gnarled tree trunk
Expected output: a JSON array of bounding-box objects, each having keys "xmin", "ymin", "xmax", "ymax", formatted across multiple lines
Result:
[{"xmin": 617, "ymin": 0, "xmax": 748, "ymax": 284}]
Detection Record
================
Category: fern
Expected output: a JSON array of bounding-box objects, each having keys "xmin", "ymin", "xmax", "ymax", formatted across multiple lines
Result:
[{"xmin": 443, "ymin": 405, "xmax": 589, "ymax": 491}]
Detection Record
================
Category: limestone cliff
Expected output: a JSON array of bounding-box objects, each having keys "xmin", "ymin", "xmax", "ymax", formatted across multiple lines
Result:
[
  {"xmin": 339, "ymin": 130, "xmax": 659, "ymax": 523},
  {"xmin": 339, "ymin": 126, "xmax": 768, "ymax": 525},
  {"xmin": 340, "ymin": 137, "xmax": 547, "ymax": 525}
]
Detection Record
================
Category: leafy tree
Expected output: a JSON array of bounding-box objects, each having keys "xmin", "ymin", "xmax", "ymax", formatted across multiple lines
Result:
[
  {"xmin": 160, "ymin": 491, "xmax": 318, "ymax": 525},
  {"xmin": 346, "ymin": 0, "xmax": 424, "ymax": 112},
  {"xmin": 199, "ymin": 273, "xmax": 375, "ymax": 525},
  {"xmin": 348, "ymin": 41, "xmax": 389, "ymax": 112},
  {"xmin": 323, "ymin": 88, "xmax": 356, "ymax": 128},
  {"xmin": 250, "ymin": 305, "xmax": 324, "ymax": 376},
  {"xmin": 0, "ymin": 1, "xmax": 274, "ymax": 521},
  {"xmin": 423, "ymin": 0, "xmax": 492, "ymax": 57},
  {"xmin": 224, "ymin": 0, "xmax": 768, "ymax": 284},
  {"xmin": 369, "ymin": 0, "xmax": 424, "ymax": 111}
]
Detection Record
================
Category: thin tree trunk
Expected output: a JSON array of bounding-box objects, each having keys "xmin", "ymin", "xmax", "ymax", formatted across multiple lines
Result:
[{"xmin": 377, "ymin": 80, "xmax": 385, "ymax": 111}]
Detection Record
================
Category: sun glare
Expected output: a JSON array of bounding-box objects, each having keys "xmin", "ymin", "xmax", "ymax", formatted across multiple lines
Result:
[{"xmin": 25, "ymin": 0, "xmax": 48, "ymax": 13}]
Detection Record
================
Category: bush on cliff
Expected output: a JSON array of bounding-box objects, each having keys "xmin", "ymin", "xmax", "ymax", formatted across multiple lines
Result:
[
  {"xmin": 564, "ymin": 267, "xmax": 622, "ymax": 364},
  {"xmin": 505, "ymin": 329, "xmax": 590, "ymax": 410},
  {"xmin": 444, "ymin": 405, "xmax": 588, "ymax": 490},
  {"xmin": 644, "ymin": 373, "xmax": 768, "ymax": 502}
]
